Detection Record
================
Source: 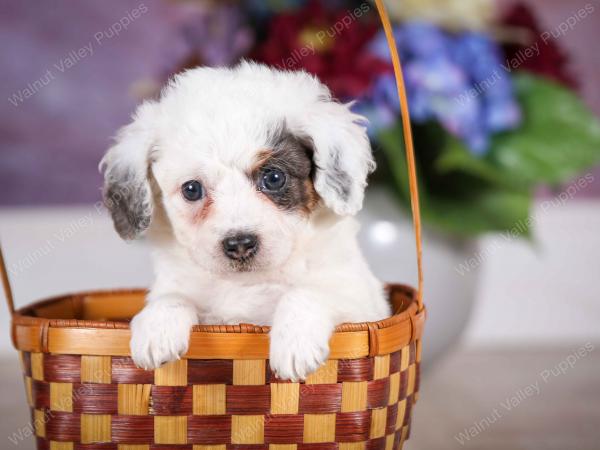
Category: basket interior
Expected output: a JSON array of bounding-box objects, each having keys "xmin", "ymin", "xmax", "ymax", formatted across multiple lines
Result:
[{"xmin": 18, "ymin": 284, "xmax": 416, "ymax": 327}]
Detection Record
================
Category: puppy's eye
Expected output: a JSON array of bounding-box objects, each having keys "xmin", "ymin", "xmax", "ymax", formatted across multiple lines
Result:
[
  {"xmin": 181, "ymin": 180, "xmax": 204, "ymax": 201},
  {"xmin": 260, "ymin": 169, "xmax": 287, "ymax": 192}
]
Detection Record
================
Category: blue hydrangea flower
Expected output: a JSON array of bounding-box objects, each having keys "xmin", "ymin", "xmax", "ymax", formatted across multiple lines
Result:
[
  {"xmin": 359, "ymin": 21, "xmax": 522, "ymax": 155},
  {"xmin": 451, "ymin": 33, "xmax": 521, "ymax": 135}
]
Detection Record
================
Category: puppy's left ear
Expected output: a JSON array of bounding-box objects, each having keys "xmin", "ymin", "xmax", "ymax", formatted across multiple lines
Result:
[{"xmin": 297, "ymin": 101, "xmax": 375, "ymax": 216}]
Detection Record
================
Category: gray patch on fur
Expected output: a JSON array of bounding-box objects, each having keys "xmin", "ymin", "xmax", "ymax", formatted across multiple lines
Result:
[
  {"xmin": 103, "ymin": 170, "xmax": 153, "ymax": 240},
  {"xmin": 266, "ymin": 120, "xmax": 289, "ymax": 149},
  {"xmin": 325, "ymin": 148, "xmax": 352, "ymax": 202}
]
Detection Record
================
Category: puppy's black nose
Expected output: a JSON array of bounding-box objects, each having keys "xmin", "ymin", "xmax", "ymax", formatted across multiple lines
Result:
[{"xmin": 222, "ymin": 233, "xmax": 259, "ymax": 260}]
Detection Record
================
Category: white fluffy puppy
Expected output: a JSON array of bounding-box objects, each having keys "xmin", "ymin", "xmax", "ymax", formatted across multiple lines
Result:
[{"xmin": 101, "ymin": 62, "xmax": 390, "ymax": 381}]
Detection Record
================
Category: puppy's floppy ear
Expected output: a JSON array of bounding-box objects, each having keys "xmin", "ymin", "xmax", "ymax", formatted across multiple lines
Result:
[
  {"xmin": 297, "ymin": 100, "xmax": 375, "ymax": 216},
  {"xmin": 99, "ymin": 102, "xmax": 157, "ymax": 240}
]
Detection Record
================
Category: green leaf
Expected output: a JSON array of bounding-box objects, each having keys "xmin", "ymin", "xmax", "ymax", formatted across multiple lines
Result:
[
  {"xmin": 377, "ymin": 124, "xmax": 532, "ymax": 237},
  {"xmin": 489, "ymin": 73, "xmax": 600, "ymax": 186},
  {"xmin": 434, "ymin": 73, "xmax": 600, "ymax": 189},
  {"xmin": 375, "ymin": 72, "xmax": 600, "ymax": 237},
  {"xmin": 377, "ymin": 126, "xmax": 413, "ymax": 203},
  {"xmin": 422, "ymin": 189, "xmax": 532, "ymax": 237},
  {"xmin": 436, "ymin": 137, "xmax": 527, "ymax": 191}
]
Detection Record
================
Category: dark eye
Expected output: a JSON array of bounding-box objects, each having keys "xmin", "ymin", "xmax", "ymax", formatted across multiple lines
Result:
[
  {"xmin": 260, "ymin": 168, "xmax": 287, "ymax": 192},
  {"xmin": 181, "ymin": 180, "xmax": 204, "ymax": 201}
]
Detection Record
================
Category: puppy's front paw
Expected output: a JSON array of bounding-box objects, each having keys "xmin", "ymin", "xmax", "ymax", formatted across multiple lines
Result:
[
  {"xmin": 130, "ymin": 302, "xmax": 196, "ymax": 370},
  {"xmin": 269, "ymin": 324, "xmax": 331, "ymax": 382}
]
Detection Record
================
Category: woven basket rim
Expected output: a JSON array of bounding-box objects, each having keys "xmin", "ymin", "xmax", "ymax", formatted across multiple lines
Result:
[
  {"xmin": 12, "ymin": 283, "xmax": 419, "ymax": 333},
  {"xmin": 11, "ymin": 284, "xmax": 425, "ymax": 358}
]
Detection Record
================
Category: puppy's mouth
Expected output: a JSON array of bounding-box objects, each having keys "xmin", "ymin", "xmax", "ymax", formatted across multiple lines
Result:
[
  {"xmin": 227, "ymin": 258, "xmax": 260, "ymax": 273},
  {"xmin": 227, "ymin": 252, "xmax": 261, "ymax": 273}
]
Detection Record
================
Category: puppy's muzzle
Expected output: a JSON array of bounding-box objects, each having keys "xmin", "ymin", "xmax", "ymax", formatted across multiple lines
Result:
[{"xmin": 222, "ymin": 232, "xmax": 259, "ymax": 261}]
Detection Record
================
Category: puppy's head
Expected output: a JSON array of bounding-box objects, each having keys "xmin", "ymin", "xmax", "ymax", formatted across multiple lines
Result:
[{"xmin": 101, "ymin": 62, "xmax": 375, "ymax": 274}]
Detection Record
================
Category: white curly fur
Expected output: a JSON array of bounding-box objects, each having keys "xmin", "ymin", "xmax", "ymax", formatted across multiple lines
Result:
[{"xmin": 101, "ymin": 62, "xmax": 390, "ymax": 381}]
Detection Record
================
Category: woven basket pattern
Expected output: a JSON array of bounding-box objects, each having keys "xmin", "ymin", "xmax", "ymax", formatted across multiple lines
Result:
[{"xmin": 19, "ymin": 338, "xmax": 420, "ymax": 450}]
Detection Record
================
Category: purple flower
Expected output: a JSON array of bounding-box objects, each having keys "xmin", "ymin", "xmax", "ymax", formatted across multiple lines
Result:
[
  {"xmin": 361, "ymin": 22, "xmax": 522, "ymax": 155},
  {"xmin": 162, "ymin": 3, "xmax": 254, "ymax": 72},
  {"xmin": 399, "ymin": 22, "xmax": 449, "ymax": 58},
  {"xmin": 451, "ymin": 33, "xmax": 521, "ymax": 134}
]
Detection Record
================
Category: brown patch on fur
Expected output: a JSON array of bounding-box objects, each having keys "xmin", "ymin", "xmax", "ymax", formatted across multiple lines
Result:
[
  {"xmin": 194, "ymin": 195, "xmax": 213, "ymax": 222},
  {"xmin": 303, "ymin": 178, "xmax": 320, "ymax": 213},
  {"xmin": 250, "ymin": 131, "xmax": 320, "ymax": 215},
  {"xmin": 251, "ymin": 149, "xmax": 273, "ymax": 175}
]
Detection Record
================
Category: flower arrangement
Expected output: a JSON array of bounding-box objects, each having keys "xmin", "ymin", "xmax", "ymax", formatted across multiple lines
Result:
[{"xmin": 165, "ymin": 0, "xmax": 600, "ymax": 237}]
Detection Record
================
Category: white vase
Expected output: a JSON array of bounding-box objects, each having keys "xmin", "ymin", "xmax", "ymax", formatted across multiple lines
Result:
[{"xmin": 357, "ymin": 188, "xmax": 479, "ymax": 366}]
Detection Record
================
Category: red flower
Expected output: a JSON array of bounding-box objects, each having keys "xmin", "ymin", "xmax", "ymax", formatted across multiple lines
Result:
[
  {"xmin": 502, "ymin": 3, "xmax": 578, "ymax": 89},
  {"xmin": 252, "ymin": 0, "xmax": 392, "ymax": 99}
]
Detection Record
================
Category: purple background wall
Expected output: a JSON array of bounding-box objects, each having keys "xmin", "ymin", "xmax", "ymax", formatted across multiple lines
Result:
[
  {"xmin": 0, "ymin": 0, "xmax": 208, "ymax": 205},
  {"xmin": 0, "ymin": 0, "xmax": 599, "ymax": 206}
]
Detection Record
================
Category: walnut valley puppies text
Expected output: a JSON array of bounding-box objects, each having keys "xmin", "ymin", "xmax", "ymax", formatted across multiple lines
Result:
[
  {"xmin": 456, "ymin": 3, "xmax": 595, "ymax": 106},
  {"xmin": 503, "ymin": 3, "xmax": 595, "ymax": 72},
  {"xmin": 276, "ymin": 2, "xmax": 371, "ymax": 70},
  {"xmin": 7, "ymin": 3, "xmax": 148, "ymax": 107},
  {"xmin": 454, "ymin": 342, "xmax": 595, "ymax": 446}
]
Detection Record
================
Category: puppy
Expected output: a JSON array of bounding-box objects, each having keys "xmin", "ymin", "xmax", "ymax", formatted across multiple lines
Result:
[{"xmin": 101, "ymin": 62, "xmax": 390, "ymax": 381}]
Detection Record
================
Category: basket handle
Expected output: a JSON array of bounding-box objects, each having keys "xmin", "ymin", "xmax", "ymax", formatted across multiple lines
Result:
[
  {"xmin": 0, "ymin": 243, "xmax": 16, "ymax": 316},
  {"xmin": 0, "ymin": 2, "xmax": 423, "ymax": 315},
  {"xmin": 374, "ymin": 0, "xmax": 424, "ymax": 311}
]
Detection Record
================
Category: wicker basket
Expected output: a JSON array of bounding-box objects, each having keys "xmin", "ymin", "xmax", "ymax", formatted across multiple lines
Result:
[
  {"xmin": 6, "ymin": 285, "xmax": 424, "ymax": 449},
  {"xmin": 1, "ymin": 2, "xmax": 427, "ymax": 449}
]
